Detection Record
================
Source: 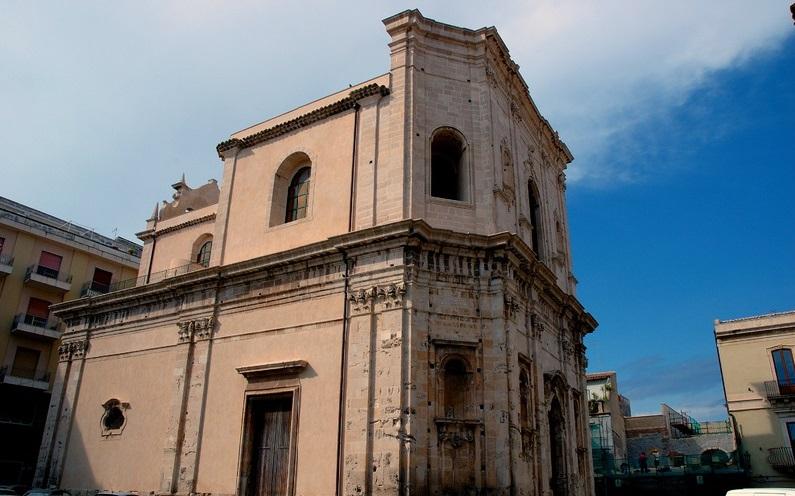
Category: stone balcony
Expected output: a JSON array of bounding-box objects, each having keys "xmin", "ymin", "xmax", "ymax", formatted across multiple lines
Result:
[
  {"xmin": 0, "ymin": 254, "xmax": 12, "ymax": 276},
  {"xmin": 0, "ymin": 366, "xmax": 50, "ymax": 391},
  {"xmin": 24, "ymin": 264, "xmax": 71, "ymax": 293},
  {"xmin": 11, "ymin": 313, "xmax": 61, "ymax": 340}
]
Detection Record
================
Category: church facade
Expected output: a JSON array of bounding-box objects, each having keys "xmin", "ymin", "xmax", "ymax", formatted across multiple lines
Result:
[{"xmin": 35, "ymin": 11, "xmax": 596, "ymax": 496}]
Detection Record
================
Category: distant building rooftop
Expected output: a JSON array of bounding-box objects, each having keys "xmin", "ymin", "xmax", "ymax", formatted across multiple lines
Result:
[{"xmin": 0, "ymin": 196, "xmax": 142, "ymax": 266}]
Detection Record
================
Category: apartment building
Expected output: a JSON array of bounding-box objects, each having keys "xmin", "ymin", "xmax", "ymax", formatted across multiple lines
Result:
[
  {"xmin": 0, "ymin": 196, "xmax": 140, "ymax": 485},
  {"xmin": 716, "ymin": 310, "xmax": 795, "ymax": 486}
]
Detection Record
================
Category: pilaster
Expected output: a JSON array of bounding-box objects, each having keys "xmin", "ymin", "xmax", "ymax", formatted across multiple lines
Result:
[
  {"xmin": 159, "ymin": 316, "xmax": 215, "ymax": 495},
  {"xmin": 38, "ymin": 337, "xmax": 89, "ymax": 487}
]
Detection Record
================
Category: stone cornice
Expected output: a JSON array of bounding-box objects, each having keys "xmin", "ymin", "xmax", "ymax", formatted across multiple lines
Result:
[
  {"xmin": 50, "ymin": 219, "xmax": 596, "ymax": 333},
  {"xmin": 236, "ymin": 360, "xmax": 308, "ymax": 380},
  {"xmin": 216, "ymin": 84, "xmax": 390, "ymax": 158},
  {"xmin": 136, "ymin": 213, "xmax": 216, "ymax": 240}
]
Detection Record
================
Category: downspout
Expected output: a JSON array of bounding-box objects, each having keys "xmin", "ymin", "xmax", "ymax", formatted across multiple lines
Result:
[
  {"xmin": 337, "ymin": 102, "xmax": 361, "ymax": 495},
  {"xmin": 348, "ymin": 102, "xmax": 362, "ymax": 231},
  {"xmin": 217, "ymin": 147, "xmax": 241, "ymax": 266}
]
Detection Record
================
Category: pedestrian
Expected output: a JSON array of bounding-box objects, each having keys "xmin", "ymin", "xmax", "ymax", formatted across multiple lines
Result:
[{"xmin": 639, "ymin": 451, "xmax": 648, "ymax": 473}]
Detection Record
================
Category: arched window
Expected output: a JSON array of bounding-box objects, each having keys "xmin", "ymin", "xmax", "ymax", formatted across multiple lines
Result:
[
  {"xmin": 431, "ymin": 128, "xmax": 468, "ymax": 201},
  {"xmin": 285, "ymin": 167, "xmax": 311, "ymax": 223},
  {"xmin": 196, "ymin": 240, "xmax": 212, "ymax": 267},
  {"xmin": 528, "ymin": 180, "xmax": 542, "ymax": 256},
  {"xmin": 773, "ymin": 348, "xmax": 795, "ymax": 394},
  {"xmin": 443, "ymin": 357, "xmax": 470, "ymax": 418}
]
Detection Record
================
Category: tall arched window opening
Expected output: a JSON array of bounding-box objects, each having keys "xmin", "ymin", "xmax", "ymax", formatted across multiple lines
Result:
[
  {"xmin": 773, "ymin": 348, "xmax": 795, "ymax": 394},
  {"xmin": 548, "ymin": 396, "xmax": 566, "ymax": 496},
  {"xmin": 431, "ymin": 129, "xmax": 468, "ymax": 201},
  {"xmin": 528, "ymin": 180, "xmax": 542, "ymax": 256},
  {"xmin": 196, "ymin": 240, "xmax": 212, "ymax": 267},
  {"xmin": 285, "ymin": 167, "xmax": 311, "ymax": 223},
  {"xmin": 443, "ymin": 357, "xmax": 470, "ymax": 419},
  {"xmin": 520, "ymin": 368, "xmax": 532, "ymax": 454}
]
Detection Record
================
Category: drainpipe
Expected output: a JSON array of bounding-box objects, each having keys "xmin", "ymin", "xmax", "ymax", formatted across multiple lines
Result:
[
  {"xmin": 218, "ymin": 147, "xmax": 241, "ymax": 266},
  {"xmin": 336, "ymin": 253, "xmax": 352, "ymax": 496},
  {"xmin": 337, "ymin": 101, "xmax": 361, "ymax": 496},
  {"xmin": 348, "ymin": 102, "xmax": 362, "ymax": 232}
]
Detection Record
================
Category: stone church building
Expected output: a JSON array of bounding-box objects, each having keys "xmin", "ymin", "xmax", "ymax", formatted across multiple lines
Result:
[{"xmin": 35, "ymin": 10, "xmax": 596, "ymax": 496}]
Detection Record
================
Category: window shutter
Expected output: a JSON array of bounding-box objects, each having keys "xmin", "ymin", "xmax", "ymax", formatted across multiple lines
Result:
[
  {"xmin": 27, "ymin": 298, "xmax": 51, "ymax": 318},
  {"xmin": 92, "ymin": 268, "xmax": 113, "ymax": 286},
  {"xmin": 39, "ymin": 251, "xmax": 63, "ymax": 270}
]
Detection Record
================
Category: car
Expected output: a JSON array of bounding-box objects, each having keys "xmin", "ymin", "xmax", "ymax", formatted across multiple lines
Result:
[
  {"xmin": 0, "ymin": 486, "xmax": 27, "ymax": 496},
  {"xmin": 96, "ymin": 493, "xmax": 138, "ymax": 496},
  {"xmin": 726, "ymin": 490, "xmax": 795, "ymax": 496},
  {"xmin": 23, "ymin": 490, "xmax": 70, "ymax": 496}
]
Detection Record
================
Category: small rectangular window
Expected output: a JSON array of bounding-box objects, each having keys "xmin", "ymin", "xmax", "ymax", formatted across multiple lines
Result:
[
  {"xmin": 38, "ymin": 251, "xmax": 63, "ymax": 278},
  {"xmin": 11, "ymin": 347, "xmax": 40, "ymax": 379},
  {"xmin": 26, "ymin": 297, "xmax": 52, "ymax": 327}
]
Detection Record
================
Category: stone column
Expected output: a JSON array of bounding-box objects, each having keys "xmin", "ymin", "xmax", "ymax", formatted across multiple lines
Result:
[
  {"xmin": 35, "ymin": 338, "xmax": 89, "ymax": 487},
  {"xmin": 33, "ymin": 346, "xmax": 71, "ymax": 486},
  {"xmin": 342, "ymin": 283, "xmax": 406, "ymax": 496},
  {"xmin": 159, "ymin": 316, "xmax": 214, "ymax": 494}
]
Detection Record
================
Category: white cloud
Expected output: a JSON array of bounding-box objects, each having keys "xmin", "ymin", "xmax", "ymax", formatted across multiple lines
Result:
[
  {"xmin": 0, "ymin": 1, "xmax": 791, "ymax": 237},
  {"xmin": 496, "ymin": 0, "xmax": 792, "ymax": 183}
]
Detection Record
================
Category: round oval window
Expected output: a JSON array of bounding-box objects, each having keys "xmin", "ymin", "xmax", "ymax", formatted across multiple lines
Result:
[{"xmin": 103, "ymin": 406, "xmax": 125, "ymax": 430}]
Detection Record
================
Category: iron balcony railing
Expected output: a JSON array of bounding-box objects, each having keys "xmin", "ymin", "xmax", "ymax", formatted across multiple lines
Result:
[
  {"xmin": 80, "ymin": 280, "xmax": 111, "ymax": 297},
  {"xmin": 25, "ymin": 264, "xmax": 73, "ymax": 284},
  {"xmin": 79, "ymin": 262, "xmax": 207, "ymax": 298},
  {"xmin": 0, "ymin": 253, "xmax": 13, "ymax": 265},
  {"xmin": 13, "ymin": 312, "xmax": 59, "ymax": 330},
  {"xmin": 765, "ymin": 380, "xmax": 795, "ymax": 400},
  {"xmin": 769, "ymin": 447, "xmax": 795, "ymax": 469}
]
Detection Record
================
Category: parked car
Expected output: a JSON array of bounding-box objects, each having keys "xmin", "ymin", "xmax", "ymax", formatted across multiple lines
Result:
[
  {"xmin": 96, "ymin": 493, "xmax": 138, "ymax": 496},
  {"xmin": 23, "ymin": 490, "xmax": 70, "ymax": 496},
  {"xmin": 727, "ymin": 490, "xmax": 795, "ymax": 496},
  {"xmin": 0, "ymin": 485, "xmax": 27, "ymax": 496}
]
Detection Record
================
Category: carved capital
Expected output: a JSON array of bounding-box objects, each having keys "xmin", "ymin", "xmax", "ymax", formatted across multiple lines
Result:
[
  {"xmin": 177, "ymin": 316, "xmax": 215, "ymax": 343},
  {"xmin": 438, "ymin": 426, "xmax": 475, "ymax": 448},
  {"xmin": 59, "ymin": 339, "xmax": 89, "ymax": 362},
  {"xmin": 349, "ymin": 283, "xmax": 406, "ymax": 313},
  {"xmin": 504, "ymin": 295, "xmax": 520, "ymax": 320}
]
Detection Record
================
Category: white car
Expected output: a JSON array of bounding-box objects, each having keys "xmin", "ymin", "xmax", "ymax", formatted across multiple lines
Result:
[{"xmin": 727, "ymin": 490, "xmax": 795, "ymax": 496}]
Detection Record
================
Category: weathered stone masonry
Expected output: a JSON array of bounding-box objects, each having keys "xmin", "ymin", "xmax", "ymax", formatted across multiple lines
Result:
[{"xmin": 37, "ymin": 221, "xmax": 594, "ymax": 495}]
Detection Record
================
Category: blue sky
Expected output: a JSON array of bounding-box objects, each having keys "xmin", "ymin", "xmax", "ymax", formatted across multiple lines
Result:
[{"xmin": 1, "ymin": 1, "xmax": 793, "ymax": 419}]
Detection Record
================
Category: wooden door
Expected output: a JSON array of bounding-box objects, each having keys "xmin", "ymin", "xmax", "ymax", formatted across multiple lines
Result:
[{"xmin": 246, "ymin": 394, "xmax": 293, "ymax": 496}]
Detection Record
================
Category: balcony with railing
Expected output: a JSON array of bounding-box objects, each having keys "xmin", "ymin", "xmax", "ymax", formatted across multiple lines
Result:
[
  {"xmin": 78, "ymin": 262, "xmax": 206, "ymax": 299},
  {"xmin": 0, "ymin": 253, "xmax": 12, "ymax": 276},
  {"xmin": 768, "ymin": 447, "xmax": 795, "ymax": 471},
  {"xmin": 764, "ymin": 380, "xmax": 795, "ymax": 404},
  {"xmin": 0, "ymin": 365, "xmax": 51, "ymax": 391},
  {"xmin": 80, "ymin": 280, "xmax": 111, "ymax": 297},
  {"xmin": 11, "ymin": 313, "xmax": 61, "ymax": 340},
  {"xmin": 24, "ymin": 264, "xmax": 72, "ymax": 292}
]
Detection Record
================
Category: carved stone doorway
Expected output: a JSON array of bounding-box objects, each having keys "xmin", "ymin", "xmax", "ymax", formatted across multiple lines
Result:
[{"xmin": 241, "ymin": 393, "xmax": 294, "ymax": 496}]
